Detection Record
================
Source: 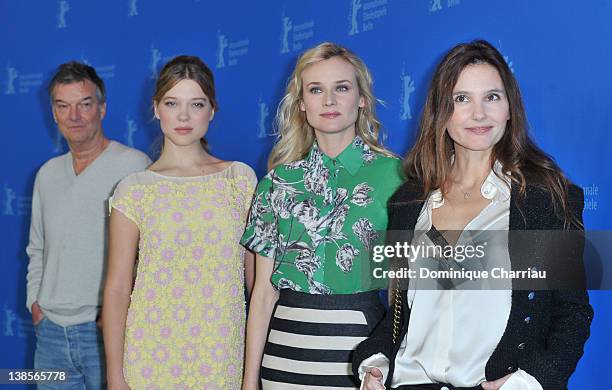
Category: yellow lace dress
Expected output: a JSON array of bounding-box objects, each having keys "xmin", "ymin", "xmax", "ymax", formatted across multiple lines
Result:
[{"xmin": 111, "ymin": 162, "xmax": 256, "ymax": 389}]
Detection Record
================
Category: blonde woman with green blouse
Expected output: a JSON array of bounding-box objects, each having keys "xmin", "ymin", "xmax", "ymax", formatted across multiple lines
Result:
[{"xmin": 241, "ymin": 42, "xmax": 403, "ymax": 390}]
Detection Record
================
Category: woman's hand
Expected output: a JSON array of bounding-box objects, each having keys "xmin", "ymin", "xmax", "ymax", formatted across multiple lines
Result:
[
  {"xmin": 361, "ymin": 367, "xmax": 385, "ymax": 390},
  {"xmin": 481, "ymin": 373, "xmax": 511, "ymax": 389}
]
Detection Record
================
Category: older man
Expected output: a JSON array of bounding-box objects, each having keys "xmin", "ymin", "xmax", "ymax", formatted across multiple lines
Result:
[{"xmin": 26, "ymin": 62, "xmax": 151, "ymax": 389}]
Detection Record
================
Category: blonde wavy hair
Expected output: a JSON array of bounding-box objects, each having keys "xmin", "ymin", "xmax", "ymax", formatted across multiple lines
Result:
[{"xmin": 268, "ymin": 42, "xmax": 393, "ymax": 170}]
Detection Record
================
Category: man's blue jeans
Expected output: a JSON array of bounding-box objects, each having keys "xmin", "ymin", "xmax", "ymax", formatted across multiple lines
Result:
[{"xmin": 34, "ymin": 317, "xmax": 106, "ymax": 389}]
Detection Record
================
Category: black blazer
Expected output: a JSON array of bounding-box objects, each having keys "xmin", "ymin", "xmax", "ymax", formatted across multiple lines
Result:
[{"xmin": 353, "ymin": 183, "xmax": 593, "ymax": 390}]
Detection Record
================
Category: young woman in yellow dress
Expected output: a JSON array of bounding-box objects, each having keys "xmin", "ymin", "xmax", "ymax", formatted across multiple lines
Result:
[{"xmin": 103, "ymin": 56, "xmax": 256, "ymax": 390}]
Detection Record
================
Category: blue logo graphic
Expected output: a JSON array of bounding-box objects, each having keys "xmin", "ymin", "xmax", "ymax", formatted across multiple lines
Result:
[
  {"xmin": 399, "ymin": 69, "xmax": 415, "ymax": 120},
  {"xmin": 3, "ymin": 184, "xmax": 16, "ymax": 216},
  {"xmin": 5, "ymin": 65, "xmax": 18, "ymax": 95},
  {"xmin": 128, "ymin": 0, "xmax": 138, "ymax": 16},
  {"xmin": 126, "ymin": 116, "xmax": 138, "ymax": 147},
  {"xmin": 57, "ymin": 0, "xmax": 70, "ymax": 28},
  {"xmin": 216, "ymin": 31, "xmax": 228, "ymax": 68},
  {"xmin": 349, "ymin": 0, "xmax": 362, "ymax": 35},
  {"xmin": 257, "ymin": 100, "xmax": 269, "ymax": 139},
  {"xmin": 150, "ymin": 45, "xmax": 162, "ymax": 79},
  {"xmin": 429, "ymin": 0, "xmax": 443, "ymax": 12},
  {"xmin": 281, "ymin": 13, "xmax": 293, "ymax": 54}
]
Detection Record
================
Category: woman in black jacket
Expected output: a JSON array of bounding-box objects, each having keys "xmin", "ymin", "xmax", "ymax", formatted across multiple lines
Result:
[{"xmin": 355, "ymin": 40, "xmax": 593, "ymax": 390}]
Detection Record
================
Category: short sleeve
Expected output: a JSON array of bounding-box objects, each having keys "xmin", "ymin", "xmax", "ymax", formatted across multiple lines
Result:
[
  {"xmin": 109, "ymin": 173, "xmax": 143, "ymax": 228},
  {"xmin": 228, "ymin": 161, "xmax": 258, "ymax": 211},
  {"xmin": 239, "ymin": 172, "xmax": 278, "ymax": 258}
]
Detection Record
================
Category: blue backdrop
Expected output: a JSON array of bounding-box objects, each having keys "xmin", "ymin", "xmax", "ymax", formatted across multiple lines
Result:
[{"xmin": 1, "ymin": 0, "xmax": 610, "ymax": 388}]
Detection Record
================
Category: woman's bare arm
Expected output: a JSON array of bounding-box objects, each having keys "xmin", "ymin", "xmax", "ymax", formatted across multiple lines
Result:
[
  {"xmin": 102, "ymin": 210, "xmax": 139, "ymax": 389},
  {"xmin": 242, "ymin": 254, "xmax": 278, "ymax": 389}
]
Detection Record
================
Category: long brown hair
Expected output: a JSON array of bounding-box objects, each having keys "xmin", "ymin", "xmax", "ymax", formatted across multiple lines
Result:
[
  {"xmin": 153, "ymin": 55, "xmax": 217, "ymax": 151},
  {"xmin": 268, "ymin": 42, "xmax": 393, "ymax": 170},
  {"xmin": 403, "ymin": 40, "xmax": 578, "ymax": 226}
]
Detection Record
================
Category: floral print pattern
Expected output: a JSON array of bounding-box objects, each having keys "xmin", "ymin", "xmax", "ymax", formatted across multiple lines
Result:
[
  {"xmin": 241, "ymin": 136, "xmax": 403, "ymax": 294},
  {"xmin": 111, "ymin": 162, "xmax": 256, "ymax": 389}
]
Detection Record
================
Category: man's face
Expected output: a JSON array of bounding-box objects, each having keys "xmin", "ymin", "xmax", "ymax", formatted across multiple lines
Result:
[{"xmin": 52, "ymin": 80, "xmax": 106, "ymax": 147}]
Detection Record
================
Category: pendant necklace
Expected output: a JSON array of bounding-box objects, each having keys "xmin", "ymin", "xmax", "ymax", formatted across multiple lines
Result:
[{"xmin": 457, "ymin": 182, "xmax": 472, "ymax": 199}]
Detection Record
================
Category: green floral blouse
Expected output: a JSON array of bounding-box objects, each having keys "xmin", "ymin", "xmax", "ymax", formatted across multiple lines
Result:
[{"xmin": 240, "ymin": 136, "xmax": 403, "ymax": 294}]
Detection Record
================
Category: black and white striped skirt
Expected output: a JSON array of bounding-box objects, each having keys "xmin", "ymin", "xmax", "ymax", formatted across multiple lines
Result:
[{"xmin": 261, "ymin": 289, "xmax": 385, "ymax": 389}]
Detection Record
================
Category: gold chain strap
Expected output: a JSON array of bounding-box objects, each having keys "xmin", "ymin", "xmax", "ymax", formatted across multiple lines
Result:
[{"xmin": 392, "ymin": 284, "xmax": 402, "ymax": 344}]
